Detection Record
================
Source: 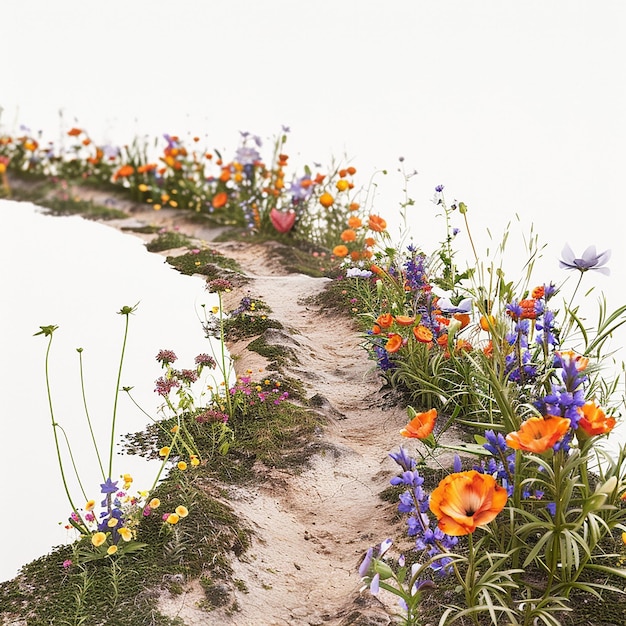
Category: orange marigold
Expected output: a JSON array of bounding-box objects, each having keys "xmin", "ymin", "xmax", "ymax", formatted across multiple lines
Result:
[
  {"xmin": 395, "ymin": 315, "xmax": 416, "ymax": 327},
  {"xmin": 319, "ymin": 192, "xmax": 334, "ymax": 208},
  {"xmin": 348, "ymin": 216, "xmax": 363, "ymax": 229},
  {"xmin": 368, "ymin": 214, "xmax": 387, "ymax": 232},
  {"xmin": 429, "ymin": 470, "xmax": 508, "ymax": 536},
  {"xmin": 332, "ymin": 244, "xmax": 349, "ymax": 258},
  {"xmin": 340, "ymin": 229, "xmax": 357, "ymax": 242},
  {"xmin": 506, "ymin": 416, "xmax": 571, "ymax": 454}
]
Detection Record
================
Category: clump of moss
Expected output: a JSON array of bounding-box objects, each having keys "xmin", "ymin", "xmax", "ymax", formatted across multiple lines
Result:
[
  {"xmin": 146, "ymin": 230, "xmax": 192, "ymax": 252},
  {"xmin": 166, "ymin": 248, "xmax": 242, "ymax": 277},
  {"xmin": 41, "ymin": 196, "xmax": 129, "ymax": 220}
]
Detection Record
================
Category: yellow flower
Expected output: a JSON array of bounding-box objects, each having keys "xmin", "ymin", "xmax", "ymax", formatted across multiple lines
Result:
[
  {"xmin": 190, "ymin": 456, "xmax": 200, "ymax": 467},
  {"xmin": 177, "ymin": 461, "xmax": 188, "ymax": 471},
  {"xmin": 170, "ymin": 425, "xmax": 179, "ymax": 433},
  {"xmin": 119, "ymin": 527, "xmax": 133, "ymax": 542},
  {"xmin": 159, "ymin": 446, "xmax": 171, "ymax": 457},
  {"xmin": 153, "ymin": 204, "xmax": 162, "ymax": 210},
  {"xmin": 149, "ymin": 498, "xmax": 161, "ymax": 509},
  {"xmin": 212, "ymin": 306, "xmax": 220, "ymax": 314},
  {"xmin": 166, "ymin": 513, "xmax": 180, "ymax": 524},
  {"xmin": 138, "ymin": 183, "xmax": 149, "ymax": 192},
  {"xmin": 175, "ymin": 505, "xmax": 189, "ymax": 518},
  {"xmin": 336, "ymin": 179, "xmax": 349, "ymax": 192},
  {"xmin": 319, "ymin": 192, "xmax": 334, "ymax": 208},
  {"xmin": 107, "ymin": 518, "xmax": 119, "ymax": 528},
  {"xmin": 107, "ymin": 545, "xmax": 118, "ymax": 556},
  {"xmin": 85, "ymin": 500, "xmax": 96, "ymax": 511},
  {"xmin": 91, "ymin": 532, "xmax": 107, "ymax": 547}
]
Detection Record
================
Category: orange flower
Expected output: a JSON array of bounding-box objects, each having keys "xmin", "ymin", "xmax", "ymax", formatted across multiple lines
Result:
[
  {"xmin": 336, "ymin": 179, "xmax": 349, "ymax": 192},
  {"xmin": 346, "ymin": 166, "xmax": 357, "ymax": 175},
  {"xmin": 113, "ymin": 165, "xmax": 134, "ymax": 181},
  {"xmin": 577, "ymin": 401, "xmax": 616, "ymax": 437},
  {"xmin": 370, "ymin": 264, "xmax": 384, "ymax": 276},
  {"xmin": 368, "ymin": 214, "xmax": 387, "ymax": 232},
  {"xmin": 413, "ymin": 325, "xmax": 434, "ymax": 343},
  {"xmin": 211, "ymin": 192, "xmax": 228, "ymax": 209},
  {"xmin": 340, "ymin": 229, "xmax": 357, "ymax": 242},
  {"xmin": 371, "ymin": 324, "xmax": 381, "ymax": 335},
  {"xmin": 67, "ymin": 127, "xmax": 82, "ymax": 136},
  {"xmin": 532, "ymin": 285, "xmax": 545, "ymax": 299},
  {"xmin": 395, "ymin": 315, "xmax": 415, "ymax": 327},
  {"xmin": 332, "ymin": 244, "xmax": 349, "ymax": 257},
  {"xmin": 479, "ymin": 315, "xmax": 495, "ymax": 331},
  {"xmin": 348, "ymin": 216, "xmax": 363, "ymax": 229},
  {"xmin": 219, "ymin": 168, "xmax": 231, "ymax": 182},
  {"xmin": 364, "ymin": 237, "xmax": 376, "ymax": 247},
  {"xmin": 429, "ymin": 470, "xmax": 508, "ymax": 536},
  {"xmin": 506, "ymin": 416, "xmax": 571, "ymax": 454},
  {"xmin": 376, "ymin": 313, "xmax": 394, "ymax": 329},
  {"xmin": 453, "ymin": 312, "xmax": 470, "ymax": 329},
  {"xmin": 400, "ymin": 408, "xmax": 437, "ymax": 439},
  {"xmin": 385, "ymin": 333, "xmax": 403, "ymax": 353},
  {"xmin": 349, "ymin": 202, "xmax": 360, "ymax": 211},
  {"xmin": 319, "ymin": 192, "xmax": 334, "ymax": 208},
  {"xmin": 556, "ymin": 350, "xmax": 589, "ymax": 372}
]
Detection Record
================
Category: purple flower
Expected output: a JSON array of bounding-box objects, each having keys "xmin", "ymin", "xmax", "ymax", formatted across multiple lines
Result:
[
  {"xmin": 559, "ymin": 244, "xmax": 611, "ymax": 275},
  {"xmin": 435, "ymin": 185, "xmax": 445, "ymax": 193},
  {"xmin": 358, "ymin": 547, "xmax": 373, "ymax": 577},
  {"xmin": 100, "ymin": 478, "xmax": 118, "ymax": 495},
  {"xmin": 155, "ymin": 376, "xmax": 180, "ymax": 396},
  {"xmin": 195, "ymin": 353, "xmax": 216, "ymax": 369}
]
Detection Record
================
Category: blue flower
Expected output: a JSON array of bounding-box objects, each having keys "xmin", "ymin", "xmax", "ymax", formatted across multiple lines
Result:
[
  {"xmin": 100, "ymin": 478, "xmax": 118, "ymax": 494},
  {"xmin": 559, "ymin": 244, "xmax": 611, "ymax": 276}
]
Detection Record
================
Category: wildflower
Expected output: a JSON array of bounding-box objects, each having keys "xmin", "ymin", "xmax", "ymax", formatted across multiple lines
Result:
[
  {"xmin": 100, "ymin": 478, "xmax": 118, "ymax": 494},
  {"xmin": 177, "ymin": 461, "xmax": 188, "ymax": 471},
  {"xmin": 85, "ymin": 500, "xmax": 95, "ymax": 511},
  {"xmin": 319, "ymin": 192, "xmax": 334, "ymax": 208},
  {"xmin": 385, "ymin": 334, "xmax": 404, "ymax": 353},
  {"xmin": 91, "ymin": 532, "xmax": 107, "ymax": 547},
  {"xmin": 559, "ymin": 243, "xmax": 611, "ymax": 275},
  {"xmin": 479, "ymin": 315, "xmax": 495, "ymax": 331},
  {"xmin": 376, "ymin": 313, "xmax": 394, "ymax": 329},
  {"xmin": 62, "ymin": 559, "xmax": 72, "ymax": 569},
  {"xmin": 332, "ymin": 244, "xmax": 349, "ymax": 257},
  {"xmin": 413, "ymin": 325, "xmax": 433, "ymax": 343},
  {"xmin": 107, "ymin": 545, "xmax": 118, "ymax": 556},
  {"xmin": 159, "ymin": 446, "xmax": 171, "ymax": 457},
  {"xmin": 348, "ymin": 216, "xmax": 362, "ymax": 229},
  {"xmin": 156, "ymin": 349, "xmax": 177, "ymax": 365},
  {"xmin": 429, "ymin": 470, "xmax": 507, "ymax": 535},
  {"xmin": 340, "ymin": 229, "xmax": 357, "ymax": 242},
  {"xmin": 506, "ymin": 416, "xmax": 571, "ymax": 453},
  {"xmin": 207, "ymin": 278, "xmax": 233, "ymax": 293},
  {"xmin": 346, "ymin": 268, "xmax": 372, "ymax": 279},
  {"xmin": 118, "ymin": 527, "xmax": 133, "ymax": 542},
  {"xmin": 155, "ymin": 376, "xmax": 180, "ymax": 396},
  {"xmin": 336, "ymin": 179, "xmax": 349, "ymax": 192},
  {"xmin": 436, "ymin": 297, "xmax": 472, "ymax": 314},
  {"xmin": 577, "ymin": 401, "xmax": 616, "ymax": 437},
  {"xmin": 400, "ymin": 409, "xmax": 437, "ymax": 439},
  {"xmin": 358, "ymin": 547, "xmax": 374, "ymax": 577},
  {"xmin": 175, "ymin": 505, "xmax": 189, "ymax": 518},
  {"xmin": 190, "ymin": 456, "xmax": 200, "ymax": 466},
  {"xmin": 149, "ymin": 498, "xmax": 161, "ymax": 509},
  {"xmin": 395, "ymin": 315, "xmax": 415, "ymax": 327},
  {"xmin": 368, "ymin": 214, "xmax": 387, "ymax": 232},
  {"xmin": 166, "ymin": 513, "xmax": 180, "ymax": 524}
]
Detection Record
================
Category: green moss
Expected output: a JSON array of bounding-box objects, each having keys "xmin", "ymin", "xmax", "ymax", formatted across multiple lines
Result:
[
  {"xmin": 166, "ymin": 248, "xmax": 243, "ymax": 278},
  {"xmin": 37, "ymin": 196, "xmax": 129, "ymax": 220},
  {"xmin": 146, "ymin": 231, "xmax": 192, "ymax": 252}
]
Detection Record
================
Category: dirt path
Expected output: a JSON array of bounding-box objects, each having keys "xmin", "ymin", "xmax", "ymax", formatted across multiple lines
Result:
[{"xmin": 151, "ymin": 232, "xmax": 406, "ymax": 625}]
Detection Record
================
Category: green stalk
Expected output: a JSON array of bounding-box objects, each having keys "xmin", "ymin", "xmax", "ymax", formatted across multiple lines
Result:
[{"xmin": 77, "ymin": 349, "xmax": 105, "ymax": 480}]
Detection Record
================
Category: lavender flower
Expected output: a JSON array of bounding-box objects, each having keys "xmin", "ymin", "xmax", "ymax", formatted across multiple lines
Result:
[{"xmin": 559, "ymin": 244, "xmax": 611, "ymax": 276}]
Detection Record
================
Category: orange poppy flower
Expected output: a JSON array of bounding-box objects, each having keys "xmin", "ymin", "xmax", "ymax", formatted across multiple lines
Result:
[
  {"xmin": 368, "ymin": 214, "xmax": 387, "ymax": 232},
  {"xmin": 314, "ymin": 173, "xmax": 326, "ymax": 184},
  {"xmin": 340, "ymin": 229, "xmax": 357, "ymax": 242},
  {"xmin": 506, "ymin": 416, "xmax": 571, "ymax": 454},
  {"xmin": 371, "ymin": 324, "xmax": 381, "ymax": 335},
  {"xmin": 577, "ymin": 401, "xmax": 616, "ymax": 437},
  {"xmin": 453, "ymin": 312, "xmax": 470, "ymax": 329},
  {"xmin": 429, "ymin": 470, "xmax": 508, "ymax": 536},
  {"xmin": 212, "ymin": 191, "xmax": 228, "ymax": 209},
  {"xmin": 364, "ymin": 237, "xmax": 376, "ymax": 247},
  {"xmin": 532, "ymin": 285, "xmax": 545, "ymax": 299},
  {"xmin": 346, "ymin": 166, "xmax": 357, "ymax": 175},
  {"xmin": 67, "ymin": 127, "xmax": 82, "ymax": 136},
  {"xmin": 376, "ymin": 313, "xmax": 394, "ymax": 329},
  {"xmin": 338, "ymin": 168, "xmax": 347, "ymax": 177},
  {"xmin": 319, "ymin": 192, "xmax": 334, "ymax": 208},
  {"xmin": 400, "ymin": 408, "xmax": 437, "ymax": 439},
  {"xmin": 332, "ymin": 244, "xmax": 349, "ymax": 258},
  {"xmin": 348, "ymin": 216, "xmax": 363, "ymax": 229},
  {"xmin": 113, "ymin": 165, "xmax": 134, "ymax": 181},
  {"xmin": 385, "ymin": 333, "xmax": 403, "ymax": 353},
  {"xmin": 413, "ymin": 325, "xmax": 434, "ymax": 343},
  {"xmin": 436, "ymin": 334, "xmax": 449, "ymax": 347},
  {"xmin": 219, "ymin": 168, "xmax": 231, "ymax": 182},
  {"xmin": 395, "ymin": 315, "xmax": 415, "ymax": 327}
]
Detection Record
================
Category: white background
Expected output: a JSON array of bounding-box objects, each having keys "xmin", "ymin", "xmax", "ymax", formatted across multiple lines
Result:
[{"xmin": 2, "ymin": 0, "xmax": 626, "ymax": 579}]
